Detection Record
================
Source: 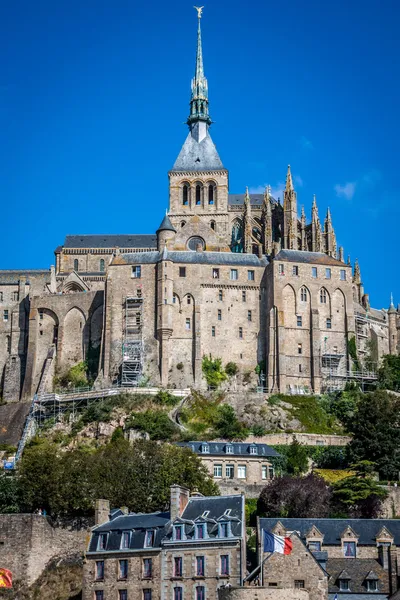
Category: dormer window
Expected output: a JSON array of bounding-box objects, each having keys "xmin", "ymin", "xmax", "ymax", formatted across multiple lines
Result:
[
  {"xmin": 307, "ymin": 541, "xmax": 321, "ymax": 552},
  {"xmin": 201, "ymin": 511, "xmax": 210, "ymax": 518},
  {"xmin": 249, "ymin": 445, "xmax": 258, "ymax": 455},
  {"xmin": 201, "ymin": 444, "xmax": 209, "ymax": 454},
  {"xmin": 196, "ymin": 524, "xmax": 206, "ymax": 539},
  {"xmin": 120, "ymin": 531, "xmax": 130, "ymax": 549},
  {"xmin": 145, "ymin": 530, "xmax": 155, "ymax": 548},
  {"xmin": 225, "ymin": 445, "xmax": 234, "ymax": 454},
  {"xmin": 343, "ymin": 541, "xmax": 356, "ymax": 557},
  {"xmin": 366, "ymin": 579, "xmax": 378, "ymax": 592},
  {"xmin": 219, "ymin": 522, "xmax": 230, "ymax": 538},
  {"xmin": 97, "ymin": 533, "xmax": 108, "ymax": 551},
  {"xmin": 174, "ymin": 525, "xmax": 183, "ymax": 541},
  {"xmin": 339, "ymin": 578, "xmax": 350, "ymax": 591}
]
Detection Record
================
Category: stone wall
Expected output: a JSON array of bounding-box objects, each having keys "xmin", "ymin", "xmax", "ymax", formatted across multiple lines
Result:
[
  {"xmin": 245, "ymin": 433, "xmax": 351, "ymax": 446},
  {"xmin": 381, "ymin": 486, "xmax": 400, "ymax": 518},
  {"xmin": 218, "ymin": 588, "xmax": 309, "ymax": 600},
  {"xmin": 0, "ymin": 402, "xmax": 30, "ymax": 445},
  {"xmin": 0, "ymin": 514, "xmax": 88, "ymax": 586}
]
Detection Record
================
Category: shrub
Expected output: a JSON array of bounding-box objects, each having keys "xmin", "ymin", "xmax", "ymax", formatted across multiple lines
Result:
[
  {"xmin": 225, "ymin": 362, "xmax": 239, "ymax": 377},
  {"xmin": 251, "ymin": 424, "xmax": 267, "ymax": 437},
  {"xmin": 154, "ymin": 390, "xmax": 180, "ymax": 407},
  {"xmin": 176, "ymin": 362, "xmax": 184, "ymax": 371},
  {"xmin": 56, "ymin": 361, "xmax": 89, "ymax": 390},
  {"xmin": 126, "ymin": 410, "xmax": 179, "ymax": 441},
  {"xmin": 202, "ymin": 356, "xmax": 227, "ymax": 388},
  {"xmin": 213, "ymin": 405, "xmax": 249, "ymax": 440}
]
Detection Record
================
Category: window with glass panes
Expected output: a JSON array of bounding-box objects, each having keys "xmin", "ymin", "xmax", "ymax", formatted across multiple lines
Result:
[
  {"xmin": 220, "ymin": 555, "xmax": 229, "ymax": 575},
  {"xmin": 95, "ymin": 561, "xmax": 104, "ymax": 580},
  {"xmin": 119, "ymin": 559, "xmax": 128, "ymax": 579},
  {"xmin": 196, "ymin": 556, "xmax": 205, "ymax": 576},
  {"xmin": 143, "ymin": 558, "xmax": 152, "ymax": 578},
  {"xmin": 174, "ymin": 556, "xmax": 183, "ymax": 577},
  {"xmin": 213, "ymin": 464, "xmax": 222, "ymax": 477}
]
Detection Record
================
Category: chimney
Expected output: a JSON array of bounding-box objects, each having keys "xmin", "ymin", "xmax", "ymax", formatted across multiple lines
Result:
[
  {"xmin": 170, "ymin": 484, "xmax": 190, "ymax": 522},
  {"xmin": 120, "ymin": 506, "xmax": 129, "ymax": 515},
  {"xmin": 95, "ymin": 499, "xmax": 110, "ymax": 525}
]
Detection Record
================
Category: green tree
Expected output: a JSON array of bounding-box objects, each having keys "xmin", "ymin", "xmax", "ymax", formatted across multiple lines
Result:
[
  {"xmin": 348, "ymin": 390, "xmax": 400, "ymax": 479},
  {"xmin": 126, "ymin": 409, "xmax": 179, "ymax": 441},
  {"xmin": 0, "ymin": 474, "xmax": 20, "ymax": 513},
  {"xmin": 286, "ymin": 437, "xmax": 309, "ymax": 475},
  {"xmin": 332, "ymin": 462, "xmax": 388, "ymax": 518},
  {"xmin": 225, "ymin": 362, "xmax": 239, "ymax": 377},
  {"xmin": 202, "ymin": 356, "xmax": 227, "ymax": 388},
  {"xmin": 378, "ymin": 355, "xmax": 400, "ymax": 392},
  {"xmin": 213, "ymin": 405, "xmax": 248, "ymax": 440}
]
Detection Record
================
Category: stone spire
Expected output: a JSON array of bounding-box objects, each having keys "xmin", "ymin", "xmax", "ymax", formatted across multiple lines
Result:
[
  {"xmin": 388, "ymin": 293, "xmax": 398, "ymax": 355},
  {"xmin": 324, "ymin": 207, "xmax": 336, "ymax": 256},
  {"xmin": 389, "ymin": 293, "xmax": 396, "ymax": 313},
  {"xmin": 187, "ymin": 7, "xmax": 211, "ymax": 129},
  {"xmin": 283, "ymin": 165, "xmax": 298, "ymax": 250},
  {"xmin": 353, "ymin": 258, "xmax": 361, "ymax": 284},
  {"xmin": 262, "ymin": 185, "xmax": 273, "ymax": 255},
  {"xmin": 311, "ymin": 195, "xmax": 322, "ymax": 252},
  {"xmin": 300, "ymin": 205, "xmax": 307, "ymax": 250},
  {"xmin": 243, "ymin": 187, "xmax": 253, "ymax": 254}
]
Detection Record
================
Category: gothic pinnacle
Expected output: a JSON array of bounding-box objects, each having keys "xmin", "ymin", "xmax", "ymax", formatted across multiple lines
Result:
[
  {"xmin": 187, "ymin": 6, "xmax": 211, "ymax": 128},
  {"xmin": 285, "ymin": 164, "xmax": 294, "ymax": 191}
]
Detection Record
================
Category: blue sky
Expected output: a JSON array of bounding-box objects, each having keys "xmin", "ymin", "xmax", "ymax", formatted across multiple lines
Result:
[{"xmin": 0, "ymin": 0, "xmax": 398, "ymax": 308}]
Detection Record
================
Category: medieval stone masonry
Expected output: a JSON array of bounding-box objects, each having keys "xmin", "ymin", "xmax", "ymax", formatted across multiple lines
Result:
[{"xmin": 1, "ymin": 11, "xmax": 399, "ymax": 403}]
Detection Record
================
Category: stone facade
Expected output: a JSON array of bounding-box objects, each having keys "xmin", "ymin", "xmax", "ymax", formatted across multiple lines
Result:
[
  {"xmin": 0, "ymin": 513, "xmax": 87, "ymax": 586},
  {"xmin": 218, "ymin": 588, "xmax": 310, "ymax": 600},
  {"xmin": 0, "ymin": 11, "xmax": 398, "ymax": 403},
  {"xmin": 83, "ymin": 486, "xmax": 246, "ymax": 600}
]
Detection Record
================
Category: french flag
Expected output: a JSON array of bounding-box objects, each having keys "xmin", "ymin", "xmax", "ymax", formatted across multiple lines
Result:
[{"xmin": 263, "ymin": 530, "xmax": 293, "ymax": 555}]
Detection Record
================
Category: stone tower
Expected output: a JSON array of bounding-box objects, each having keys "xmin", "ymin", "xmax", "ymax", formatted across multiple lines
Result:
[{"xmin": 168, "ymin": 8, "xmax": 230, "ymax": 251}]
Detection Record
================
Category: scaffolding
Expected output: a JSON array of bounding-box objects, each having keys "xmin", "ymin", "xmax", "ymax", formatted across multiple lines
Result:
[
  {"xmin": 121, "ymin": 294, "xmax": 143, "ymax": 386},
  {"xmin": 321, "ymin": 351, "xmax": 377, "ymax": 393}
]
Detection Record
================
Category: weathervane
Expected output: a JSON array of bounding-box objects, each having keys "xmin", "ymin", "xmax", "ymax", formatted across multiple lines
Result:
[{"xmin": 194, "ymin": 5, "xmax": 204, "ymax": 19}]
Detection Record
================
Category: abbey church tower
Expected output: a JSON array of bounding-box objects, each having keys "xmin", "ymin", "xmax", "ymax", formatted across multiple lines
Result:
[{"xmin": 168, "ymin": 8, "xmax": 230, "ymax": 252}]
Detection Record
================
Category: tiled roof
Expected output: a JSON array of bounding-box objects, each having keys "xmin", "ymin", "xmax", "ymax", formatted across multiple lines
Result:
[
  {"xmin": 274, "ymin": 249, "xmax": 346, "ymax": 267},
  {"xmin": 327, "ymin": 558, "xmax": 389, "ymax": 595},
  {"xmin": 63, "ymin": 234, "xmax": 157, "ymax": 249},
  {"xmin": 260, "ymin": 518, "xmax": 400, "ymax": 545},
  {"xmin": 117, "ymin": 250, "xmax": 268, "ymax": 267},
  {"xmin": 177, "ymin": 441, "xmax": 280, "ymax": 458}
]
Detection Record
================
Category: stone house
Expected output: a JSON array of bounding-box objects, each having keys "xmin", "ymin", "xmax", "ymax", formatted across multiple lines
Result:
[
  {"xmin": 258, "ymin": 517, "xmax": 400, "ymax": 599},
  {"xmin": 176, "ymin": 442, "xmax": 279, "ymax": 497},
  {"xmin": 1, "ymin": 10, "xmax": 399, "ymax": 403},
  {"xmin": 83, "ymin": 485, "xmax": 246, "ymax": 600}
]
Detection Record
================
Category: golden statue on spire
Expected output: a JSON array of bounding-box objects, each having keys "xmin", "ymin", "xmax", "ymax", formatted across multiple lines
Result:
[{"xmin": 194, "ymin": 6, "xmax": 204, "ymax": 18}]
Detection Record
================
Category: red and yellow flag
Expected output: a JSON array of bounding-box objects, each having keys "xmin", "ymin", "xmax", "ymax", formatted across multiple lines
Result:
[{"xmin": 0, "ymin": 569, "xmax": 12, "ymax": 588}]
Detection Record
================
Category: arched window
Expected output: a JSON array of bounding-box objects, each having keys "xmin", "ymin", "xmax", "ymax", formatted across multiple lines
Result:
[
  {"xmin": 181, "ymin": 221, "xmax": 186, "ymax": 228},
  {"xmin": 208, "ymin": 185, "xmax": 214, "ymax": 205},
  {"xmin": 99, "ymin": 259, "xmax": 105, "ymax": 272},
  {"xmin": 182, "ymin": 184, "xmax": 189, "ymax": 206},
  {"xmin": 320, "ymin": 288, "xmax": 327, "ymax": 303},
  {"xmin": 196, "ymin": 184, "xmax": 201, "ymax": 205},
  {"xmin": 74, "ymin": 259, "xmax": 79, "ymax": 272},
  {"xmin": 210, "ymin": 221, "xmax": 216, "ymax": 231},
  {"xmin": 300, "ymin": 287, "xmax": 307, "ymax": 302}
]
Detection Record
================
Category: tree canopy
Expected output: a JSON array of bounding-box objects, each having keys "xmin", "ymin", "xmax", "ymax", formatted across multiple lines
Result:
[
  {"xmin": 12, "ymin": 438, "xmax": 218, "ymax": 518},
  {"xmin": 348, "ymin": 390, "xmax": 400, "ymax": 479},
  {"xmin": 257, "ymin": 474, "xmax": 332, "ymax": 518}
]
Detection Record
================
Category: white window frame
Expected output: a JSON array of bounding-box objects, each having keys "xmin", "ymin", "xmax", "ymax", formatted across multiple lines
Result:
[
  {"xmin": 237, "ymin": 465, "xmax": 247, "ymax": 479},
  {"xmin": 213, "ymin": 464, "xmax": 222, "ymax": 478},
  {"xmin": 131, "ymin": 265, "xmax": 142, "ymax": 279},
  {"xmin": 226, "ymin": 464, "xmax": 234, "ymax": 478},
  {"xmin": 340, "ymin": 269, "xmax": 346, "ymax": 281},
  {"xmin": 230, "ymin": 269, "xmax": 238, "ymax": 281}
]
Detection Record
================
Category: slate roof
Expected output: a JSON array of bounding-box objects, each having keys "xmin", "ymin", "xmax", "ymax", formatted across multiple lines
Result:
[
  {"xmin": 0, "ymin": 270, "xmax": 50, "ymax": 284},
  {"xmin": 157, "ymin": 214, "xmax": 176, "ymax": 233},
  {"xmin": 171, "ymin": 128, "xmax": 224, "ymax": 172},
  {"xmin": 260, "ymin": 518, "xmax": 400, "ymax": 545},
  {"xmin": 228, "ymin": 194, "xmax": 278, "ymax": 207},
  {"xmin": 63, "ymin": 234, "xmax": 157, "ymax": 249},
  {"xmin": 88, "ymin": 511, "xmax": 170, "ymax": 553},
  {"xmin": 177, "ymin": 441, "xmax": 280, "ymax": 458},
  {"xmin": 165, "ymin": 494, "xmax": 244, "ymax": 541},
  {"xmin": 274, "ymin": 249, "xmax": 347, "ymax": 267},
  {"xmin": 117, "ymin": 250, "xmax": 268, "ymax": 267},
  {"xmin": 327, "ymin": 558, "xmax": 389, "ymax": 596}
]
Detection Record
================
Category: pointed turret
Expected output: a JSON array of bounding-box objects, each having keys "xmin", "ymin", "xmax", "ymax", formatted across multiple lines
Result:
[
  {"xmin": 300, "ymin": 205, "xmax": 307, "ymax": 250},
  {"xmin": 243, "ymin": 187, "xmax": 253, "ymax": 254},
  {"xmin": 389, "ymin": 293, "xmax": 396, "ymax": 313},
  {"xmin": 187, "ymin": 7, "xmax": 211, "ymax": 129},
  {"xmin": 283, "ymin": 165, "xmax": 298, "ymax": 250},
  {"xmin": 324, "ymin": 207, "xmax": 336, "ymax": 256},
  {"xmin": 353, "ymin": 258, "xmax": 361, "ymax": 285},
  {"xmin": 262, "ymin": 185, "xmax": 273, "ymax": 254},
  {"xmin": 311, "ymin": 195, "xmax": 322, "ymax": 252},
  {"xmin": 156, "ymin": 212, "xmax": 176, "ymax": 250},
  {"xmin": 388, "ymin": 293, "xmax": 398, "ymax": 355}
]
